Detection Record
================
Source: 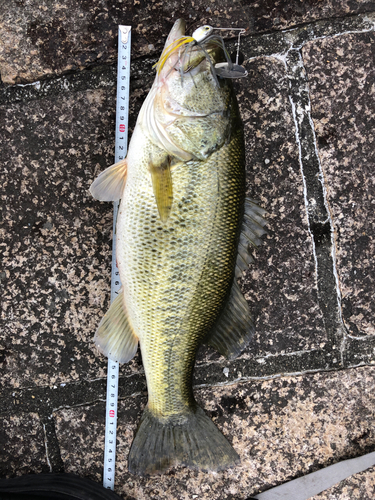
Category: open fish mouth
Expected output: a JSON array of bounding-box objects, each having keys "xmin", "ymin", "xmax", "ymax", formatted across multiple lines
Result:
[
  {"xmin": 153, "ymin": 20, "xmax": 234, "ymax": 83},
  {"xmin": 137, "ymin": 21, "xmax": 234, "ymax": 166}
]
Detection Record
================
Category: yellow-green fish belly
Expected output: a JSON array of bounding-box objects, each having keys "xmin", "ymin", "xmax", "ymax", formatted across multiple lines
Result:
[{"xmin": 117, "ymin": 122, "xmax": 245, "ymax": 419}]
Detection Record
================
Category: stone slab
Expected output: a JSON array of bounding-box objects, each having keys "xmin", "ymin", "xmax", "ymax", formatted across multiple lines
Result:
[
  {"xmin": 54, "ymin": 366, "xmax": 375, "ymax": 499},
  {"xmin": 194, "ymin": 55, "xmax": 331, "ymax": 373},
  {"xmin": 0, "ymin": 412, "xmax": 48, "ymax": 477},
  {"xmin": 1, "ymin": 53, "xmax": 332, "ymax": 390},
  {"xmin": 0, "ymin": 88, "xmax": 142, "ymax": 389},
  {"xmin": 302, "ymin": 32, "xmax": 375, "ymax": 340},
  {"xmin": 1, "ymin": 1, "xmax": 375, "ymax": 84},
  {"xmin": 235, "ymin": 57, "xmax": 327, "ymax": 358}
]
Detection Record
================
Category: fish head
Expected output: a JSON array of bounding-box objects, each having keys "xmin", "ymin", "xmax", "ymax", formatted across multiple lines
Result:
[{"xmin": 141, "ymin": 20, "xmax": 233, "ymax": 162}]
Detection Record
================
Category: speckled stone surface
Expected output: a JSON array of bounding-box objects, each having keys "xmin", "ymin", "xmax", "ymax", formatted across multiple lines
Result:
[
  {"xmin": 1, "ymin": 6, "xmax": 375, "ymax": 499},
  {"xmin": 0, "ymin": 54, "xmax": 328, "ymax": 389},
  {"xmin": 0, "ymin": 412, "xmax": 47, "ymax": 476},
  {"xmin": 309, "ymin": 466, "xmax": 375, "ymax": 499},
  {"xmin": 1, "ymin": 0, "xmax": 375, "ymax": 84},
  {"xmin": 54, "ymin": 366, "xmax": 375, "ymax": 499},
  {"xmin": 236, "ymin": 57, "xmax": 327, "ymax": 357},
  {"xmin": 303, "ymin": 32, "xmax": 375, "ymax": 340},
  {"xmin": 0, "ymin": 88, "xmax": 142, "ymax": 388},
  {"xmin": 193, "ymin": 56, "xmax": 328, "ymax": 373}
]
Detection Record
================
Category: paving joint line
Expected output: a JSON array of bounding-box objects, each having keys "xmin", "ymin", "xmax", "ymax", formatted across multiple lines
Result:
[
  {"xmin": 2, "ymin": 9, "xmax": 375, "ymax": 472},
  {"xmin": 272, "ymin": 47, "xmax": 345, "ymax": 372},
  {"xmin": 40, "ymin": 413, "xmax": 65, "ymax": 473},
  {"xmin": 0, "ymin": 11, "xmax": 374, "ymax": 106}
]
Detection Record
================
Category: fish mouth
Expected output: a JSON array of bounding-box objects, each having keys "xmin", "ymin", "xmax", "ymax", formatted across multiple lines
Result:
[
  {"xmin": 164, "ymin": 19, "xmax": 187, "ymax": 48},
  {"xmin": 154, "ymin": 19, "xmax": 190, "ymax": 76},
  {"xmin": 138, "ymin": 19, "xmax": 232, "ymax": 162},
  {"xmin": 155, "ymin": 19, "xmax": 231, "ymax": 81}
]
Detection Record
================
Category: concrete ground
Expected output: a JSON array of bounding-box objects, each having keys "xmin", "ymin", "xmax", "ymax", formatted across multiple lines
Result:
[{"xmin": 1, "ymin": 1, "xmax": 375, "ymax": 499}]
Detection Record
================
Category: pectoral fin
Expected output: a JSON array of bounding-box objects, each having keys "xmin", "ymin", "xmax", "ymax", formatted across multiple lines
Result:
[
  {"xmin": 89, "ymin": 158, "xmax": 128, "ymax": 201},
  {"xmin": 94, "ymin": 290, "xmax": 138, "ymax": 363},
  {"xmin": 150, "ymin": 155, "xmax": 173, "ymax": 223}
]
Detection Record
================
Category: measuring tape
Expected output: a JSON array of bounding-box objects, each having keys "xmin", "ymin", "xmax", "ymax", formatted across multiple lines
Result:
[{"xmin": 103, "ymin": 25, "xmax": 131, "ymax": 491}]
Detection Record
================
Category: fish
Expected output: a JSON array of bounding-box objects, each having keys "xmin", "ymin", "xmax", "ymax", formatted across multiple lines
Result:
[{"xmin": 90, "ymin": 19, "xmax": 267, "ymax": 476}]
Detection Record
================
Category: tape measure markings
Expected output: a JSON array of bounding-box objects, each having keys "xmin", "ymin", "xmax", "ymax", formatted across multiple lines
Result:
[{"xmin": 103, "ymin": 25, "xmax": 131, "ymax": 491}]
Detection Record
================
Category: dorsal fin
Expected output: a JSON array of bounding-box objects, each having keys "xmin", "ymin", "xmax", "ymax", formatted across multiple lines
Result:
[{"xmin": 235, "ymin": 198, "xmax": 267, "ymax": 278}]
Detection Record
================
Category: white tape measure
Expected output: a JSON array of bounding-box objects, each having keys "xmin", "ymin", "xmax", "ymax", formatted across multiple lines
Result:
[{"xmin": 103, "ymin": 25, "xmax": 131, "ymax": 491}]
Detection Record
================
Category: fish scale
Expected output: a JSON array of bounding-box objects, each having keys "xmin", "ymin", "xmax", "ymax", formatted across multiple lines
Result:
[
  {"xmin": 90, "ymin": 19, "xmax": 267, "ymax": 476},
  {"xmin": 117, "ymin": 100, "xmax": 244, "ymax": 421},
  {"xmin": 119, "ymin": 151, "xmax": 219, "ymax": 415}
]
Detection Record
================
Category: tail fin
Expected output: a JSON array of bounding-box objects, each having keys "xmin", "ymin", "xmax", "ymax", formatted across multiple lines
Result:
[{"xmin": 128, "ymin": 406, "xmax": 240, "ymax": 476}]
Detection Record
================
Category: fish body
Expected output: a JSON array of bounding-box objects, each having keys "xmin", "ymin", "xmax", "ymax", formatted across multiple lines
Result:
[{"xmin": 90, "ymin": 19, "xmax": 267, "ymax": 476}]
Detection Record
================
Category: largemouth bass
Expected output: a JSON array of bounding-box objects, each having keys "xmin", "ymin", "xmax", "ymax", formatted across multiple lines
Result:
[{"xmin": 90, "ymin": 19, "xmax": 267, "ymax": 476}]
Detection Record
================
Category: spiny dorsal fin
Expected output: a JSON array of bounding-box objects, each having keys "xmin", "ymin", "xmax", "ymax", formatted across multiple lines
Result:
[
  {"xmin": 89, "ymin": 158, "xmax": 128, "ymax": 201},
  {"xmin": 235, "ymin": 197, "xmax": 268, "ymax": 278},
  {"xmin": 203, "ymin": 279, "xmax": 254, "ymax": 360},
  {"xmin": 150, "ymin": 155, "xmax": 173, "ymax": 223},
  {"xmin": 93, "ymin": 290, "xmax": 138, "ymax": 363}
]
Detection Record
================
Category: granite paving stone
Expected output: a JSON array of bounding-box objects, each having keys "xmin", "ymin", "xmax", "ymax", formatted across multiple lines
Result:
[
  {"xmin": 0, "ymin": 49, "xmax": 332, "ymax": 391},
  {"xmin": 2, "ymin": 0, "xmax": 375, "ymax": 84},
  {"xmin": 54, "ymin": 366, "xmax": 375, "ymax": 499},
  {"xmin": 0, "ymin": 412, "xmax": 48, "ymax": 477},
  {"xmin": 1, "ymin": 5, "xmax": 375, "ymax": 499},
  {"xmin": 196, "ymin": 55, "xmax": 330, "ymax": 370},
  {"xmin": 0, "ymin": 88, "xmax": 143, "ymax": 389},
  {"xmin": 0, "ymin": 0, "xmax": 260, "ymax": 85},
  {"xmin": 302, "ymin": 32, "xmax": 375, "ymax": 340},
  {"xmin": 236, "ymin": 56, "xmax": 327, "ymax": 358}
]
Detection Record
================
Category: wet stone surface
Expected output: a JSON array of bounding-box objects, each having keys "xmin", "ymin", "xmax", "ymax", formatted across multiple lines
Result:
[
  {"xmin": 54, "ymin": 366, "xmax": 375, "ymax": 499},
  {"xmin": 1, "ymin": 5, "xmax": 375, "ymax": 499},
  {"xmin": 0, "ymin": 52, "xmax": 331, "ymax": 390},
  {"xmin": 1, "ymin": 0, "xmax": 375, "ymax": 84},
  {"xmin": 303, "ymin": 32, "xmax": 375, "ymax": 339},
  {"xmin": 236, "ymin": 57, "xmax": 326, "ymax": 357}
]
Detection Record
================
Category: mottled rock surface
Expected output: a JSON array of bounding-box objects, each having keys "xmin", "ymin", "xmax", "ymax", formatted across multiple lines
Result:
[
  {"xmin": 54, "ymin": 367, "xmax": 375, "ymax": 499},
  {"xmin": 1, "ymin": 0, "xmax": 375, "ymax": 84},
  {"xmin": 0, "ymin": 412, "xmax": 47, "ymax": 476},
  {"xmin": 303, "ymin": 32, "xmax": 375, "ymax": 340},
  {"xmin": 0, "ymin": 88, "xmax": 144, "ymax": 388},
  {"xmin": 0, "ymin": 50, "xmax": 330, "ymax": 390},
  {"xmin": 237, "ymin": 57, "xmax": 326, "ymax": 357},
  {"xmin": 310, "ymin": 466, "xmax": 375, "ymax": 499},
  {"xmin": 1, "ymin": 4, "xmax": 375, "ymax": 500}
]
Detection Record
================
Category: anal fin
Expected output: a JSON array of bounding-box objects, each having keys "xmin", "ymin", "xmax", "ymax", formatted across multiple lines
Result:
[
  {"xmin": 203, "ymin": 279, "xmax": 254, "ymax": 360},
  {"xmin": 94, "ymin": 290, "xmax": 138, "ymax": 363}
]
